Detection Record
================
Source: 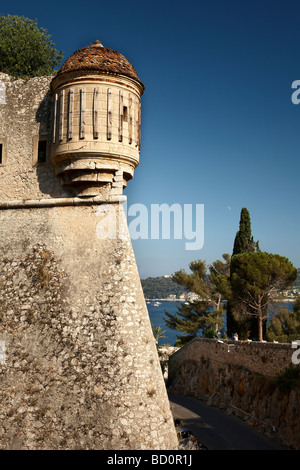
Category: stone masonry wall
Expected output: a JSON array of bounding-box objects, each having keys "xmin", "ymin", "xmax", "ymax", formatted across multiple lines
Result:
[
  {"xmin": 0, "ymin": 73, "xmax": 69, "ymax": 201},
  {"xmin": 52, "ymin": 79, "xmax": 141, "ymax": 163},
  {"xmin": 169, "ymin": 338, "xmax": 294, "ymax": 378},
  {"xmin": 168, "ymin": 338, "xmax": 300, "ymax": 449},
  {"xmin": 0, "ymin": 203, "xmax": 178, "ymax": 450}
]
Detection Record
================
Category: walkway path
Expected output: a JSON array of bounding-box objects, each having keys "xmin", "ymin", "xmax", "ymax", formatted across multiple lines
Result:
[{"xmin": 169, "ymin": 394, "xmax": 285, "ymax": 450}]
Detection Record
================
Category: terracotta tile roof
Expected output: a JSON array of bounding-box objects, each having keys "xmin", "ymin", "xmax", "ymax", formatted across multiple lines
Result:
[{"xmin": 54, "ymin": 41, "xmax": 144, "ymax": 89}]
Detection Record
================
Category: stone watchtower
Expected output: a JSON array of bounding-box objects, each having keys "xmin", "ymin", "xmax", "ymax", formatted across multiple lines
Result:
[
  {"xmin": 0, "ymin": 42, "xmax": 178, "ymax": 450},
  {"xmin": 50, "ymin": 40, "xmax": 144, "ymax": 197}
]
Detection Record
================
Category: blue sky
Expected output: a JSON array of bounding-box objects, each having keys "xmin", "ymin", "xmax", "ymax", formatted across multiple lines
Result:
[{"xmin": 2, "ymin": 0, "xmax": 300, "ymax": 277}]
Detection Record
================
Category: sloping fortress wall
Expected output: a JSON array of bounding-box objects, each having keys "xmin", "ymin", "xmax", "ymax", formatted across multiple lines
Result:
[
  {"xmin": 0, "ymin": 204, "xmax": 177, "ymax": 449},
  {"xmin": 0, "ymin": 42, "xmax": 178, "ymax": 450}
]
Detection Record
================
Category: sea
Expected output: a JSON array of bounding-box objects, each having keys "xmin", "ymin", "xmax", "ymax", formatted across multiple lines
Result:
[
  {"xmin": 146, "ymin": 300, "xmax": 182, "ymax": 346},
  {"xmin": 146, "ymin": 300, "xmax": 294, "ymax": 346}
]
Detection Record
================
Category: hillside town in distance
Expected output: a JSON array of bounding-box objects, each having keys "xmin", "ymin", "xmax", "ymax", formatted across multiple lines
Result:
[{"xmin": 142, "ymin": 272, "xmax": 300, "ymax": 302}]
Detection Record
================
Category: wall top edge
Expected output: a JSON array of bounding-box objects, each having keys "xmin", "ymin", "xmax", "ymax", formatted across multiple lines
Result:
[
  {"xmin": 0, "ymin": 195, "xmax": 127, "ymax": 209},
  {"xmin": 171, "ymin": 337, "xmax": 293, "ymax": 357}
]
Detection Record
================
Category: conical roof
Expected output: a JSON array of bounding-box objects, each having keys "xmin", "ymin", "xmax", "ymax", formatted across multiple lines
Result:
[{"xmin": 52, "ymin": 40, "xmax": 144, "ymax": 91}]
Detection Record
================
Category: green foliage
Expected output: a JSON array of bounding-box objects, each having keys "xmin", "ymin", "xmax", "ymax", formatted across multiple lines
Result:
[
  {"xmin": 232, "ymin": 208, "xmax": 259, "ymax": 256},
  {"xmin": 231, "ymin": 252, "xmax": 297, "ymax": 299},
  {"xmin": 266, "ymin": 309, "xmax": 300, "ymax": 343},
  {"xmin": 292, "ymin": 269, "xmax": 300, "ymax": 289},
  {"xmin": 141, "ymin": 276, "xmax": 186, "ymax": 299},
  {"xmin": 151, "ymin": 322, "xmax": 166, "ymax": 344},
  {"xmin": 0, "ymin": 14, "xmax": 63, "ymax": 78},
  {"xmin": 231, "ymin": 252, "xmax": 297, "ymax": 341},
  {"xmin": 207, "ymin": 253, "xmax": 232, "ymax": 302},
  {"xmin": 173, "ymin": 334, "xmax": 197, "ymax": 347},
  {"xmin": 228, "ymin": 208, "xmax": 260, "ymax": 338},
  {"xmin": 294, "ymin": 295, "xmax": 300, "ymax": 315},
  {"xmin": 172, "ymin": 259, "xmax": 210, "ymax": 299},
  {"xmin": 267, "ymin": 296, "xmax": 300, "ymax": 343},
  {"xmin": 164, "ymin": 256, "xmax": 229, "ymax": 345},
  {"xmin": 270, "ymin": 367, "xmax": 300, "ymax": 393},
  {"xmin": 203, "ymin": 327, "xmax": 217, "ymax": 338}
]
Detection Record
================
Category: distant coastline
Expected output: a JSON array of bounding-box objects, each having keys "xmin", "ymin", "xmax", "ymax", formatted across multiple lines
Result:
[{"xmin": 142, "ymin": 275, "xmax": 300, "ymax": 305}]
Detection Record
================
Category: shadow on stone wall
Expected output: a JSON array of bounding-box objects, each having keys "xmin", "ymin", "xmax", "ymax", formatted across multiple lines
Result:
[{"xmin": 35, "ymin": 91, "xmax": 75, "ymax": 199}]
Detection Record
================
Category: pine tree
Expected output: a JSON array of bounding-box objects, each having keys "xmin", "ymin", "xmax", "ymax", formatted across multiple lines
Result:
[
  {"xmin": 164, "ymin": 256, "xmax": 230, "ymax": 346},
  {"xmin": 231, "ymin": 252, "xmax": 297, "ymax": 341}
]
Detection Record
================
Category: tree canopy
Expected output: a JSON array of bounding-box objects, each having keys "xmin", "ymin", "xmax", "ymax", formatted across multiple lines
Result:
[
  {"xmin": 231, "ymin": 252, "xmax": 297, "ymax": 341},
  {"xmin": 266, "ymin": 295, "xmax": 300, "ymax": 343},
  {"xmin": 0, "ymin": 15, "xmax": 63, "ymax": 78},
  {"xmin": 164, "ymin": 255, "xmax": 230, "ymax": 345},
  {"xmin": 294, "ymin": 295, "xmax": 300, "ymax": 315},
  {"xmin": 163, "ymin": 205, "xmax": 297, "ymax": 344}
]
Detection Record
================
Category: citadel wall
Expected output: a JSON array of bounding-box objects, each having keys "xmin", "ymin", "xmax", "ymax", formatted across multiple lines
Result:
[
  {"xmin": 0, "ymin": 203, "xmax": 177, "ymax": 449},
  {"xmin": 0, "ymin": 73, "xmax": 66, "ymax": 201},
  {"xmin": 0, "ymin": 47, "xmax": 178, "ymax": 449}
]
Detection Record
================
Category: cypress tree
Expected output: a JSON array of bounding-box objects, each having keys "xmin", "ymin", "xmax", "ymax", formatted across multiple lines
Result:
[
  {"xmin": 227, "ymin": 208, "xmax": 259, "ymax": 338},
  {"xmin": 232, "ymin": 208, "xmax": 256, "ymax": 256}
]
